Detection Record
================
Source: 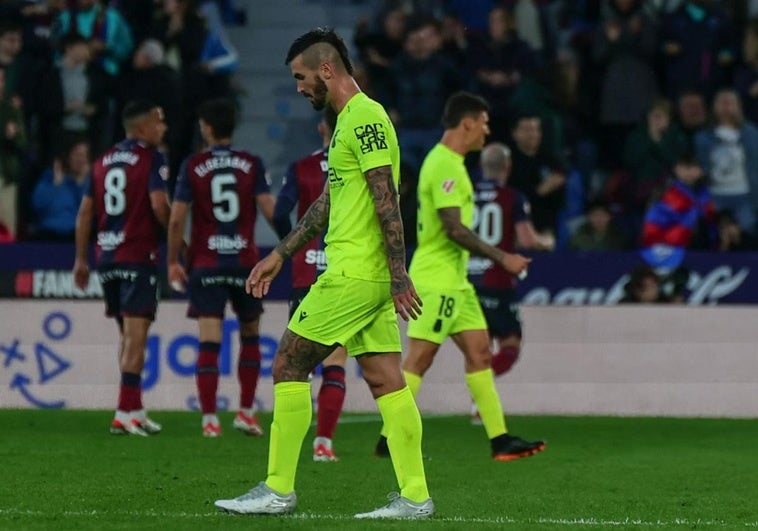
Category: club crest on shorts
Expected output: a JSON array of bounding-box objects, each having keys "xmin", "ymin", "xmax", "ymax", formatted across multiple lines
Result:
[{"xmin": 442, "ymin": 179, "xmax": 455, "ymax": 194}]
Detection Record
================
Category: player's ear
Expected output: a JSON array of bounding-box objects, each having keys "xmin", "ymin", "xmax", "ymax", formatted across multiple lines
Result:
[{"xmin": 320, "ymin": 61, "xmax": 335, "ymax": 80}]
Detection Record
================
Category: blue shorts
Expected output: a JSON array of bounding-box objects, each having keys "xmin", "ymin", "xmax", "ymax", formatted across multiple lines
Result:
[
  {"xmin": 99, "ymin": 264, "xmax": 158, "ymax": 321},
  {"xmin": 475, "ymin": 286, "xmax": 522, "ymax": 338},
  {"xmin": 188, "ymin": 267, "xmax": 263, "ymax": 322}
]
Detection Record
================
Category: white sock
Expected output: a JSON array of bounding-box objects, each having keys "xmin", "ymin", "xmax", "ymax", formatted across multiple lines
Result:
[
  {"xmin": 240, "ymin": 407, "xmax": 255, "ymax": 418},
  {"xmin": 132, "ymin": 408, "xmax": 146, "ymax": 421},
  {"xmin": 115, "ymin": 410, "xmax": 131, "ymax": 424},
  {"xmin": 202, "ymin": 413, "xmax": 219, "ymax": 426},
  {"xmin": 313, "ymin": 436, "xmax": 332, "ymax": 450}
]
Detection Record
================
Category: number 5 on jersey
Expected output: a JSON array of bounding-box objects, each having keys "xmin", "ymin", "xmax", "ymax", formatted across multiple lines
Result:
[{"xmin": 211, "ymin": 173, "xmax": 239, "ymax": 222}]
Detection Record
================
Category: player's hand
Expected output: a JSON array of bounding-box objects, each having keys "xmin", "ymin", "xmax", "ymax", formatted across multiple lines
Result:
[
  {"xmin": 247, "ymin": 250, "xmax": 284, "ymax": 298},
  {"xmin": 500, "ymin": 253, "xmax": 531, "ymax": 276},
  {"xmin": 73, "ymin": 260, "xmax": 89, "ymax": 290},
  {"xmin": 168, "ymin": 262, "xmax": 187, "ymax": 293},
  {"xmin": 391, "ymin": 273, "xmax": 423, "ymax": 321}
]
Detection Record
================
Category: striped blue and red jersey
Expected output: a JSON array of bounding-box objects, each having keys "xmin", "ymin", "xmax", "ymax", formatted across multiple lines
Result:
[
  {"xmin": 473, "ymin": 180, "xmax": 530, "ymax": 290},
  {"xmin": 642, "ymin": 180, "xmax": 716, "ymax": 248},
  {"xmin": 174, "ymin": 144, "xmax": 270, "ymax": 269},
  {"xmin": 87, "ymin": 139, "xmax": 168, "ymax": 266},
  {"xmin": 277, "ymin": 148, "xmax": 327, "ymax": 288}
]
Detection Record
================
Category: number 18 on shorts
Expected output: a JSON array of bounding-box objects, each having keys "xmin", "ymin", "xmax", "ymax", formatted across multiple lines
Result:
[{"xmin": 406, "ymin": 285, "xmax": 488, "ymax": 344}]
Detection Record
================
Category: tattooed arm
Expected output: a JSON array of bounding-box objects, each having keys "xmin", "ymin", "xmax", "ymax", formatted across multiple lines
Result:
[
  {"xmin": 438, "ymin": 206, "xmax": 531, "ymax": 275},
  {"xmin": 365, "ymin": 165, "xmax": 422, "ymax": 320},
  {"xmin": 275, "ymin": 181, "xmax": 330, "ymax": 259},
  {"xmin": 246, "ymin": 182, "xmax": 330, "ymax": 297}
]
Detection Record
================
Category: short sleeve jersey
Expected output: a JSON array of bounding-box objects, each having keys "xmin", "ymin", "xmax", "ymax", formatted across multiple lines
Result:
[
  {"xmin": 173, "ymin": 145, "xmax": 270, "ymax": 269},
  {"xmin": 86, "ymin": 139, "xmax": 168, "ymax": 266},
  {"xmin": 410, "ymin": 143, "xmax": 474, "ymax": 290},
  {"xmin": 278, "ymin": 149, "xmax": 327, "ymax": 288},
  {"xmin": 326, "ymin": 92, "xmax": 400, "ymax": 282},
  {"xmin": 473, "ymin": 179, "xmax": 530, "ymax": 290}
]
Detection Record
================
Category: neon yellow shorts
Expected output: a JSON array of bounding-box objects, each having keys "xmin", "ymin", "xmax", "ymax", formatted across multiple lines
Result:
[
  {"xmin": 287, "ymin": 272, "xmax": 401, "ymax": 356},
  {"xmin": 407, "ymin": 283, "xmax": 487, "ymax": 344}
]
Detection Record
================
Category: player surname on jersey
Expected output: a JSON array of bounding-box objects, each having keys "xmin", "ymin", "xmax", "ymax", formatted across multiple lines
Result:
[
  {"xmin": 102, "ymin": 152, "xmax": 139, "ymax": 166},
  {"xmin": 194, "ymin": 156, "xmax": 252, "ymax": 177}
]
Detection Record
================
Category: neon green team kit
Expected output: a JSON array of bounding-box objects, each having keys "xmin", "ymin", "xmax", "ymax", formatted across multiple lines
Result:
[
  {"xmin": 408, "ymin": 143, "xmax": 488, "ymax": 344},
  {"xmin": 288, "ymin": 92, "xmax": 402, "ymax": 356}
]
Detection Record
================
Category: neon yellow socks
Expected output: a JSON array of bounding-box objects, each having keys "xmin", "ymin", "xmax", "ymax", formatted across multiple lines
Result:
[
  {"xmin": 265, "ymin": 382, "xmax": 311, "ymax": 494},
  {"xmin": 376, "ymin": 386, "xmax": 429, "ymax": 502},
  {"xmin": 380, "ymin": 371, "xmax": 422, "ymax": 438},
  {"xmin": 403, "ymin": 370, "xmax": 422, "ymax": 398},
  {"xmin": 465, "ymin": 368, "xmax": 508, "ymax": 439}
]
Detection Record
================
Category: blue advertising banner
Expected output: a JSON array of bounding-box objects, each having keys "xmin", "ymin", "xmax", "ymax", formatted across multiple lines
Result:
[
  {"xmin": 1, "ymin": 244, "xmax": 756, "ymax": 304},
  {"xmin": 513, "ymin": 251, "xmax": 758, "ymax": 305}
]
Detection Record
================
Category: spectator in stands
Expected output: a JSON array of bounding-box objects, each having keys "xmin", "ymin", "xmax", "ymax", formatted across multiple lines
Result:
[
  {"xmin": 569, "ymin": 199, "xmax": 628, "ymax": 251},
  {"xmin": 118, "ymin": 39, "xmax": 183, "ymax": 186},
  {"xmin": 466, "ymin": 4, "xmax": 537, "ymax": 144},
  {"xmin": 593, "ymin": 0, "xmax": 659, "ymax": 171},
  {"xmin": 446, "ymin": 0, "xmax": 493, "ymax": 36},
  {"xmin": 113, "ymin": 0, "xmax": 156, "ymax": 46},
  {"xmin": 354, "ymin": 6, "xmax": 407, "ymax": 94},
  {"xmin": 438, "ymin": 11, "xmax": 469, "ymax": 69},
  {"xmin": 547, "ymin": 49, "xmax": 598, "ymax": 191},
  {"xmin": 39, "ymin": 32, "xmax": 109, "ymax": 158},
  {"xmin": 54, "ymin": 0, "xmax": 134, "ymax": 77},
  {"xmin": 675, "ymin": 88, "xmax": 709, "ymax": 147},
  {"xmin": 0, "ymin": 64, "xmax": 27, "ymax": 240},
  {"xmin": 508, "ymin": 112, "xmax": 567, "ymax": 236},
  {"xmin": 659, "ymin": 0, "xmax": 736, "ymax": 100},
  {"xmin": 151, "ymin": 0, "xmax": 207, "ymax": 91},
  {"xmin": 641, "ymin": 154, "xmax": 717, "ymax": 269},
  {"xmin": 4, "ymin": 5, "xmax": 61, "ymax": 170},
  {"xmin": 0, "ymin": 21, "xmax": 25, "ymax": 107},
  {"xmin": 16, "ymin": 1, "xmax": 61, "ymax": 61},
  {"xmin": 716, "ymin": 208, "xmax": 758, "ymax": 251},
  {"xmin": 381, "ymin": 17, "xmax": 465, "ymax": 172},
  {"xmin": 622, "ymin": 98, "xmax": 688, "ymax": 213},
  {"xmin": 151, "ymin": 0, "xmax": 218, "ymax": 160},
  {"xmin": 198, "ymin": 7, "xmax": 239, "ymax": 102},
  {"xmin": 734, "ymin": 19, "xmax": 758, "ymax": 126},
  {"xmin": 0, "ymin": 19, "xmax": 39, "ymax": 160},
  {"xmin": 512, "ymin": 0, "xmax": 554, "ymax": 66},
  {"xmin": 694, "ymin": 89, "xmax": 758, "ymax": 236},
  {"xmin": 620, "ymin": 264, "xmax": 671, "ymax": 303},
  {"xmin": 31, "ymin": 137, "xmax": 90, "ymax": 241}
]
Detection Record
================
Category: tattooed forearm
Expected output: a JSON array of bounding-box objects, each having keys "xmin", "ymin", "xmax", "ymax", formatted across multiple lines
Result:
[
  {"xmin": 365, "ymin": 165, "xmax": 409, "ymax": 293},
  {"xmin": 273, "ymin": 329, "xmax": 337, "ymax": 383},
  {"xmin": 275, "ymin": 185, "xmax": 330, "ymax": 260},
  {"xmin": 438, "ymin": 207, "xmax": 506, "ymax": 263}
]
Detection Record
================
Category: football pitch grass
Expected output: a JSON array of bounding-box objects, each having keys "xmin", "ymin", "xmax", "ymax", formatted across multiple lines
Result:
[{"xmin": 1, "ymin": 411, "xmax": 757, "ymax": 530}]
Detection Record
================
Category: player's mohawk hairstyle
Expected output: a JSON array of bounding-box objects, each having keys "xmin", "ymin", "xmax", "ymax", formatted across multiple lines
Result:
[{"xmin": 285, "ymin": 27, "xmax": 354, "ymax": 75}]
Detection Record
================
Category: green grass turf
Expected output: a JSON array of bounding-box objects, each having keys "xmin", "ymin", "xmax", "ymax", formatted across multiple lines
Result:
[{"xmin": 0, "ymin": 411, "xmax": 757, "ymax": 530}]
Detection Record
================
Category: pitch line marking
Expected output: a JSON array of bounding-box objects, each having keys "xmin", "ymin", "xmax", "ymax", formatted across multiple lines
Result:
[{"xmin": 1, "ymin": 508, "xmax": 757, "ymax": 527}]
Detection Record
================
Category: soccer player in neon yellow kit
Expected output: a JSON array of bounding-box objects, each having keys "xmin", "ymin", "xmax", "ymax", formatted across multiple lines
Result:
[
  {"xmin": 214, "ymin": 28, "xmax": 433, "ymax": 519},
  {"xmin": 375, "ymin": 92, "xmax": 546, "ymax": 461}
]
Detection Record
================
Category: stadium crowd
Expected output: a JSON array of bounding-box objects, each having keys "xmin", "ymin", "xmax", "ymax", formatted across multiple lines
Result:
[
  {"xmin": 2, "ymin": 0, "xmax": 758, "ymax": 267},
  {"xmin": 0, "ymin": 0, "xmax": 243, "ymax": 241},
  {"xmin": 351, "ymin": 0, "xmax": 758, "ymax": 259}
]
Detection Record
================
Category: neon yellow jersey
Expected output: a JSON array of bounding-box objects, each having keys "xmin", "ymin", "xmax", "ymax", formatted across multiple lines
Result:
[
  {"xmin": 325, "ymin": 92, "xmax": 400, "ymax": 281},
  {"xmin": 409, "ymin": 143, "xmax": 474, "ymax": 290}
]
